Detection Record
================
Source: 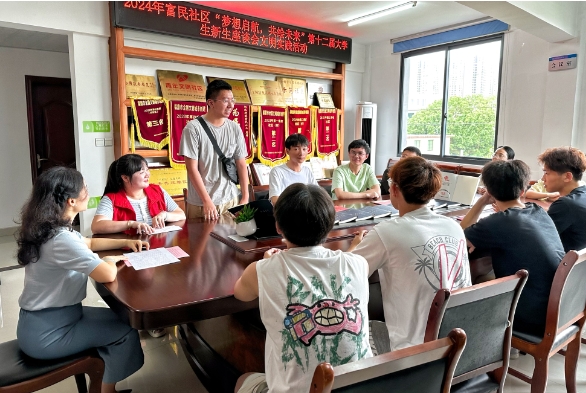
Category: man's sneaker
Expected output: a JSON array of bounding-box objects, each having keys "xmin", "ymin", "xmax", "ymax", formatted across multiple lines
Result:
[{"xmin": 148, "ymin": 328, "xmax": 166, "ymax": 338}]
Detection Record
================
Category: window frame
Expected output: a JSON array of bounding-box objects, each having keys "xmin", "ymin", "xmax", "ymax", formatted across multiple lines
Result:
[{"xmin": 398, "ymin": 34, "xmax": 505, "ymax": 165}]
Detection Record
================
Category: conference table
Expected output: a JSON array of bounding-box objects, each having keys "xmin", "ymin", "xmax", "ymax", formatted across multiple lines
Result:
[{"xmin": 92, "ymin": 196, "xmax": 550, "ymax": 393}]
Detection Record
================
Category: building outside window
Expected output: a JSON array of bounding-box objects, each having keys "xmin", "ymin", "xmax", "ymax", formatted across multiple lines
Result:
[{"xmin": 399, "ymin": 36, "xmax": 503, "ymax": 163}]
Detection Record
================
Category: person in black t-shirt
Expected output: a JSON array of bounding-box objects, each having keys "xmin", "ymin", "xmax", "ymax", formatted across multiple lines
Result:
[
  {"xmin": 460, "ymin": 160, "xmax": 565, "ymax": 336},
  {"xmin": 380, "ymin": 146, "xmax": 421, "ymax": 195},
  {"xmin": 538, "ymin": 147, "xmax": 586, "ymax": 252}
]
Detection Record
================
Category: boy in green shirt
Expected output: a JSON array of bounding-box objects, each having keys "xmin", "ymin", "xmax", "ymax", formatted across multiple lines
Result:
[{"xmin": 331, "ymin": 139, "xmax": 380, "ymax": 200}]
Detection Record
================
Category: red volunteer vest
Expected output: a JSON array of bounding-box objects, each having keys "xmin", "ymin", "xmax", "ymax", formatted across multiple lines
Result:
[{"xmin": 106, "ymin": 184, "xmax": 167, "ymax": 222}]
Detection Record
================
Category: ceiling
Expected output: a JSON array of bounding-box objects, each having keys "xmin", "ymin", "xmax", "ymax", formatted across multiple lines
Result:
[
  {"xmin": 0, "ymin": 26, "xmax": 68, "ymax": 53},
  {"xmin": 197, "ymin": 1, "xmax": 488, "ymax": 44}
]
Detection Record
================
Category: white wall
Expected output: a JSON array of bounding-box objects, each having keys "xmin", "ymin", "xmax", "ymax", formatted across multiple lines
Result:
[
  {"xmin": 498, "ymin": 29, "xmax": 578, "ymax": 178},
  {"xmin": 0, "ymin": 2, "xmax": 109, "ymax": 37},
  {"xmin": 68, "ymin": 33, "xmax": 115, "ymax": 235},
  {"xmin": 366, "ymin": 28, "xmax": 579, "ymax": 179},
  {"xmin": 364, "ymin": 41, "xmax": 402, "ymax": 175},
  {"xmin": 0, "ymin": 47, "xmax": 70, "ymax": 231}
]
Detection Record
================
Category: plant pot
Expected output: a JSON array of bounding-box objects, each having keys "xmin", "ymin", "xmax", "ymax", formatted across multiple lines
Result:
[{"xmin": 235, "ymin": 218, "xmax": 257, "ymax": 237}]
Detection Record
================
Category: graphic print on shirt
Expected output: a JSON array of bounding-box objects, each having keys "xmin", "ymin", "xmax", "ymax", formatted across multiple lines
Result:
[
  {"xmin": 280, "ymin": 274, "xmax": 367, "ymax": 373},
  {"xmin": 411, "ymin": 235, "xmax": 469, "ymax": 291}
]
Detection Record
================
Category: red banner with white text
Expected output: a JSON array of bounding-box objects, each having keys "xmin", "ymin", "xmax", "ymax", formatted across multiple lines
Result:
[
  {"xmin": 314, "ymin": 107, "xmax": 339, "ymax": 158},
  {"xmin": 228, "ymin": 104, "xmax": 253, "ymax": 164},
  {"xmin": 131, "ymin": 98, "xmax": 169, "ymax": 150},
  {"xmin": 258, "ymin": 106, "xmax": 287, "ymax": 166},
  {"xmin": 286, "ymin": 107, "xmax": 313, "ymax": 159},
  {"xmin": 168, "ymin": 101, "xmax": 207, "ymax": 169}
]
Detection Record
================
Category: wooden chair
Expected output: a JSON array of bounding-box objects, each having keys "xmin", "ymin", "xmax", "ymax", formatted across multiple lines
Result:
[
  {"xmin": 0, "ymin": 340, "xmax": 103, "ymax": 393},
  {"xmin": 309, "ymin": 328, "xmax": 466, "ymax": 393},
  {"xmin": 248, "ymin": 184, "xmax": 269, "ymax": 202},
  {"xmin": 425, "ymin": 270, "xmax": 528, "ymax": 392},
  {"xmin": 508, "ymin": 249, "xmax": 586, "ymax": 393}
]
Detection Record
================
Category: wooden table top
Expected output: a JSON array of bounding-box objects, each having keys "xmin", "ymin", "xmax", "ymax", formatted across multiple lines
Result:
[{"xmin": 93, "ymin": 196, "xmax": 551, "ymax": 330}]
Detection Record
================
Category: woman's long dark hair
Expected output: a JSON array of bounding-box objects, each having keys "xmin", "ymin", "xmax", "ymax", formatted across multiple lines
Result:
[
  {"xmin": 103, "ymin": 154, "xmax": 148, "ymax": 195},
  {"xmin": 16, "ymin": 167, "xmax": 84, "ymax": 266}
]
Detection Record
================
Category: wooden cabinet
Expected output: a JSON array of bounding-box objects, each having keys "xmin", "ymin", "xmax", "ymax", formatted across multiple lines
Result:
[{"xmin": 109, "ymin": 27, "xmax": 346, "ymax": 160}]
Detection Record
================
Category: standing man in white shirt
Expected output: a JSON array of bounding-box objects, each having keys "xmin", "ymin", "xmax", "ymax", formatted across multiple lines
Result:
[
  {"xmin": 179, "ymin": 80, "xmax": 249, "ymax": 220},
  {"xmin": 268, "ymin": 134, "xmax": 318, "ymax": 205}
]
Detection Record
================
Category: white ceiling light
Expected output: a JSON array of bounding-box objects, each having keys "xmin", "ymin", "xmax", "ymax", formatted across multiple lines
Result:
[{"xmin": 348, "ymin": 1, "xmax": 417, "ymax": 27}]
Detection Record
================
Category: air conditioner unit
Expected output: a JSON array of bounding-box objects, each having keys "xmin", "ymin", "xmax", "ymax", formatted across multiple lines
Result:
[{"xmin": 355, "ymin": 102, "xmax": 377, "ymax": 167}]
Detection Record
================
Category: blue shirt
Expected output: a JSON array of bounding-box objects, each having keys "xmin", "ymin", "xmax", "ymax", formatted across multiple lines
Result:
[{"xmin": 19, "ymin": 229, "xmax": 102, "ymax": 311}]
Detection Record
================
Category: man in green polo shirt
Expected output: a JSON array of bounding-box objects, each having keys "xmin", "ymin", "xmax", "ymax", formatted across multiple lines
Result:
[{"xmin": 332, "ymin": 139, "xmax": 381, "ymax": 200}]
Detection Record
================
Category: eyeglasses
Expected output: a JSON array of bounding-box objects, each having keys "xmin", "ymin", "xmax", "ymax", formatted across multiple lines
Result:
[
  {"xmin": 349, "ymin": 150, "xmax": 366, "ymax": 157},
  {"xmin": 214, "ymin": 98, "xmax": 236, "ymax": 105}
]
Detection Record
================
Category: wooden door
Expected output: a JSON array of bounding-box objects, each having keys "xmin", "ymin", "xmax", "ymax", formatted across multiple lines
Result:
[{"xmin": 25, "ymin": 76, "xmax": 75, "ymax": 183}]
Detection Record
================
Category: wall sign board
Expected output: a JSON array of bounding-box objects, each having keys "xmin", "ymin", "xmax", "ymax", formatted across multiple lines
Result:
[
  {"xmin": 112, "ymin": 1, "xmax": 352, "ymax": 64},
  {"xmin": 548, "ymin": 54, "xmax": 577, "ymax": 72}
]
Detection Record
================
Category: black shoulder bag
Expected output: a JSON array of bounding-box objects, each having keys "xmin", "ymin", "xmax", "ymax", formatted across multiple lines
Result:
[{"xmin": 197, "ymin": 117, "xmax": 239, "ymax": 184}]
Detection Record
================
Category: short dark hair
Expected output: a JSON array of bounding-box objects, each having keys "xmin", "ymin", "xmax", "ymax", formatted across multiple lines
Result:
[
  {"xmin": 538, "ymin": 147, "xmax": 586, "ymax": 181},
  {"xmin": 402, "ymin": 146, "xmax": 421, "ymax": 156},
  {"xmin": 274, "ymin": 184, "xmax": 335, "ymax": 247},
  {"xmin": 206, "ymin": 79, "xmax": 232, "ymax": 101},
  {"xmin": 103, "ymin": 154, "xmax": 148, "ymax": 195},
  {"xmin": 482, "ymin": 160, "xmax": 531, "ymax": 201},
  {"xmin": 285, "ymin": 133, "xmax": 309, "ymax": 150},
  {"xmin": 497, "ymin": 146, "xmax": 515, "ymax": 160},
  {"xmin": 348, "ymin": 139, "xmax": 370, "ymax": 155},
  {"xmin": 389, "ymin": 157, "xmax": 442, "ymax": 204}
]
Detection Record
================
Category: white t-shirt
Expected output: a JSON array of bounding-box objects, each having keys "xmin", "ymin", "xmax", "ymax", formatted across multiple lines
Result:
[
  {"xmin": 179, "ymin": 118, "xmax": 247, "ymax": 205},
  {"xmin": 353, "ymin": 206, "xmax": 471, "ymax": 351},
  {"xmin": 256, "ymin": 246, "xmax": 372, "ymax": 393},
  {"xmin": 268, "ymin": 163, "xmax": 317, "ymax": 199}
]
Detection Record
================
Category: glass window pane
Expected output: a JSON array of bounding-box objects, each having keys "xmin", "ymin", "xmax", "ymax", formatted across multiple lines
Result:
[
  {"xmin": 444, "ymin": 40, "xmax": 501, "ymax": 158},
  {"xmin": 400, "ymin": 51, "xmax": 446, "ymax": 154}
]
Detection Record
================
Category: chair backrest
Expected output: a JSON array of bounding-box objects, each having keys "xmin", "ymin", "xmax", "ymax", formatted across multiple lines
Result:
[
  {"xmin": 248, "ymin": 184, "xmax": 269, "ymax": 202},
  {"xmin": 425, "ymin": 270, "xmax": 528, "ymax": 385},
  {"xmin": 309, "ymin": 328, "xmax": 466, "ymax": 393},
  {"xmin": 544, "ymin": 249, "xmax": 586, "ymax": 338}
]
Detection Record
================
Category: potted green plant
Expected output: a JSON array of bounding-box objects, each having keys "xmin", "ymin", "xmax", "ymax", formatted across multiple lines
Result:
[{"xmin": 234, "ymin": 205, "xmax": 258, "ymax": 236}]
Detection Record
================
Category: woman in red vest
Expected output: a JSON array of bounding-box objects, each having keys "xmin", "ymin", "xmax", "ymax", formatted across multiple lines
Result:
[
  {"xmin": 91, "ymin": 154, "xmax": 185, "ymax": 235},
  {"xmin": 91, "ymin": 154, "xmax": 185, "ymax": 338}
]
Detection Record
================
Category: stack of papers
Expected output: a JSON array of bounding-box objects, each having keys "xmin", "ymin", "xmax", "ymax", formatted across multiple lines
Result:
[
  {"xmin": 152, "ymin": 225, "xmax": 182, "ymax": 234},
  {"xmin": 123, "ymin": 247, "xmax": 187, "ymax": 270}
]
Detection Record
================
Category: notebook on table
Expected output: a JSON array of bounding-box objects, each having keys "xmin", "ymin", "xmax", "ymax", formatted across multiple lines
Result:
[{"xmin": 435, "ymin": 172, "xmax": 480, "ymax": 206}]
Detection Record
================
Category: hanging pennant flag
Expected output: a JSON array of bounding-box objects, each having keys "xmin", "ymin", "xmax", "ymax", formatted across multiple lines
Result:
[
  {"xmin": 258, "ymin": 106, "xmax": 287, "ymax": 166},
  {"xmin": 168, "ymin": 101, "xmax": 207, "ymax": 169},
  {"xmin": 286, "ymin": 107, "xmax": 313, "ymax": 159},
  {"xmin": 228, "ymin": 104, "xmax": 253, "ymax": 164},
  {"xmin": 314, "ymin": 107, "xmax": 340, "ymax": 158},
  {"xmin": 131, "ymin": 98, "xmax": 169, "ymax": 150}
]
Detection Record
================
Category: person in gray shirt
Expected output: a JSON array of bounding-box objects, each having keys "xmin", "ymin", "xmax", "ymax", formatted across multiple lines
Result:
[
  {"xmin": 268, "ymin": 133, "xmax": 317, "ymax": 205},
  {"xmin": 179, "ymin": 80, "xmax": 249, "ymax": 220},
  {"xmin": 15, "ymin": 167, "xmax": 147, "ymax": 393}
]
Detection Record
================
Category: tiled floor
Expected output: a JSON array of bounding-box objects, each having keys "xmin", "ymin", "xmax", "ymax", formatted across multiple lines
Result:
[{"xmin": 1, "ymin": 234, "xmax": 586, "ymax": 392}]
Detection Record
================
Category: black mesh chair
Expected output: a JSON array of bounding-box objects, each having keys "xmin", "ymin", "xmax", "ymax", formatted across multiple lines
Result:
[
  {"xmin": 425, "ymin": 270, "xmax": 528, "ymax": 393},
  {"xmin": 508, "ymin": 249, "xmax": 586, "ymax": 393},
  {"xmin": 0, "ymin": 340, "xmax": 103, "ymax": 393},
  {"xmin": 309, "ymin": 328, "xmax": 466, "ymax": 393}
]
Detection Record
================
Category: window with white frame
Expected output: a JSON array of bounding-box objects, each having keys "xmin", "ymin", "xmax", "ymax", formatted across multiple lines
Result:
[{"xmin": 399, "ymin": 36, "xmax": 503, "ymax": 162}]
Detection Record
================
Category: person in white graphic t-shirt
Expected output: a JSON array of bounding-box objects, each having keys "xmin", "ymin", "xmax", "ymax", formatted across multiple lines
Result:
[
  {"xmin": 233, "ymin": 184, "xmax": 372, "ymax": 393},
  {"xmin": 349, "ymin": 156, "xmax": 472, "ymax": 352}
]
